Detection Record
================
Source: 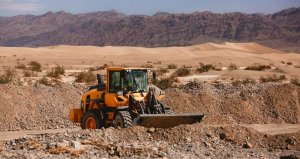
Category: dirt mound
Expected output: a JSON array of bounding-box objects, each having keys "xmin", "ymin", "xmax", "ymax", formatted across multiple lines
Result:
[
  {"xmin": 0, "ymin": 84, "xmax": 84, "ymax": 131},
  {"xmin": 1, "ymin": 81, "xmax": 299, "ymax": 131},
  {"xmin": 163, "ymin": 82, "xmax": 300, "ymax": 124}
]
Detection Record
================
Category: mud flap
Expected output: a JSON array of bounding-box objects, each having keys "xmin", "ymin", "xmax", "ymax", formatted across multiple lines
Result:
[{"xmin": 133, "ymin": 113, "xmax": 204, "ymax": 128}]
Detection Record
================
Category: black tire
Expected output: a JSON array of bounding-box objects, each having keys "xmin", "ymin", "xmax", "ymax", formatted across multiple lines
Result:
[
  {"xmin": 113, "ymin": 111, "xmax": 132, "ymax": 128},
  {"xmin": 81, "ymin": 110, "xmax": 103, "ymax": 129}
]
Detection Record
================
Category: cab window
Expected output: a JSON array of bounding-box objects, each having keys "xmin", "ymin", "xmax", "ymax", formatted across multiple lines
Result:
[{"xmin": 109, "ymin": 71, "xmax": 121, "ymax": 92}]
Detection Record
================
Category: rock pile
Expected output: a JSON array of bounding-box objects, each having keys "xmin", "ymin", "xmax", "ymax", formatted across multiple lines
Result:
[
  {"xmin": 0, "ymin": 83, "xmax": 84, "ymax": 131},
  {"xmin": 163, "ymin": 81, "xmax": 300, "ymax": 124}
]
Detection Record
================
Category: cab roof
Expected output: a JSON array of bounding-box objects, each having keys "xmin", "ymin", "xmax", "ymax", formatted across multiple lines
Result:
[{"xmin": 106, "ymin": 67, "xmax": 148, "ymax": 71}]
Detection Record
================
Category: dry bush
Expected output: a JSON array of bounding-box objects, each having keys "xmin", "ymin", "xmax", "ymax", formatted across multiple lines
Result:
[
  {"xmin": 167, "ymin": 64, "xmax": 177, "ymax": 69},
  {"xmin": 274, "ymin": 67, "xmax": 285, "ymax": 73},
  {"xmin": 0, "ymin": 68, "xmax": 17, "ymax": 84},
  {"xmin": 15, "ymin": 63, "xmax": 26, "ymax": 69},
  {"xmin": 99, "ymin": 64, "xmax": 108, "ymax": 70},
  {"xmin": 260, "ymin": 74, "xmax": 286, "ymax": 83},
  {"xmin": 182, "ymin": 65, "xmax": 193, "ymax": 68},
  {"xmin": 47, "ymin": 65, "xmax": 65, "ymax": 78},
  {"xmin": 27, "ymin": 139, "xmax": 42, "ymax": 150},
  {"xmin": 232, "ymin": 78, "xmax": 256, "ymax": 86},
  {"xmin": 173, "ymin": 67, "xmax": 190, "ymax": 77},
  {"xmin": 48, "ymin": 147, "xmax": 84, "ymax": 157},
  {"xmin": 38, "ymin": 77, "xmax": 52, "ymax": 86},
  {"xmin": 156, "ymin": 68, "xmax": 168, "ymax": 76},
  {"xmin": 153, "ymin": 77, "xmax": 178, "ymax": 90},
  {"xmin": 197, "ymin": 64, "xmax": 216, "ymax": 73},
  {"xmin": 228, "ymin": 63, "xmax": 238, "ymax": 71},
  {"xmin": 294, "ymin": 65, "xmax": 300, "ymax": 68},
  {"xmin": 153, "ymin": 61, "xmax": 162, "ymax": 65},
  {"xmin": 141, "ymin": 64, "xmax": 154, "ymax": 68},
  {"xmin": 88, "ymin": 67, "xmax": 97, "ymax": 71},
  {"xmin": 28, "ymin": 61, "xmax": 42, "ymax": 72},
  {"xmin": 23, "ymin": 70, "xmax": 37, "ymax": 77},
  {"xmin": 290, "ymin": 78, "xmax": 300, "ymax": 86},
  {"xmin": 245, "ymin": 64, "xmax": 271, "ymax": 71},
  {"xmin": 286, "ymin": 62, "xmax": 293, "ymax": 65},
  {"xmin": 75, "ymin": 71, "xmax": 96, "ymax": 84}
]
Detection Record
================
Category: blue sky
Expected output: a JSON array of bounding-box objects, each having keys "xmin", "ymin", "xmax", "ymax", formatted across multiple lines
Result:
[{"xmin": 0, "ymin": 0, "xmax": 299, "ymax": 16}]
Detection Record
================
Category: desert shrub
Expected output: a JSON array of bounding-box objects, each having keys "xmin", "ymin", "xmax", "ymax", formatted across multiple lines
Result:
[
  {"xmin": 0, "ymin": 68, "xmax": 17, "ymax": 84},
  {"xmin": 47, "ymin": 65, "xmax": 65, "ymax": 78},
  {"xmin": 199, "ymin": 62, "xmax": 204, "ymax": 66},
  {"xmin": 75, "ymin": 71, "xmax": 96, "ymax": 84},
  {"xmin": 287, "ymin": 62, "xmax": 293, "ymax": 65},
  {"xmin": 38, "ymin": 77, "xmax": 51, "ymax": 86},
  {"xmin": 167, "ymin": 64, "xmax": 177, "ymax": 69},
  {"xmin": 157, "ymin": 68, "xmax": 168, "ymax": 76},
  {"xmin": 28, "ymin": 61, "xmax": 42, "ymax": 72},
  {"xmin": 290, "ymin": 78, "xmax": 300, "ymax": 86},
  {"xmin": 173, "ymin": 67, "xmax": 190, "ymax": 77},
  {"xmin": 153, "ymin": 77, "xmax": 177, "ymax": 90},
  {"xmin": 294, "ymin": 65, "xmax": 300, "ymax": 68},
  {"xmin": 182, "ymin": 65, "xmax": 192, "ymax": 68},
  {"xmin": 228, "ymin": 63, "xmax": 238, "ymax": 71},
  {"xmin": 99, "ymin": 64, "xmax": 108, "ymax": 70},
  {"xmin": 245, "ymin": 64, "xmax": 271, "ymax": 71},
  {"xmin": 88, "ymin": 67, "xmax": 97, "ymax": 71},
  {"xmin": 197, "ymin": 64, "xmax": 216, "ymax": 73},
  {"xmin": 274, "ymin": 67, "xmax": 285, "ymax": 73},
  {"xmin": 260, "ymin": 74, "xmax": 286, "ymax": 83},
  {"xmin": 15, "ymin": 63, "xmax": 26, "ymax": 69},
  {"xmin": 141, "ymin": 64, "xmax": 154, "ymax": 68},
  {"xmin": 281, "ymin": 61, "xmax": 285, "ymax": 64},
  {"xmin": 232, "ymin": 78, "xmax": 256, "ymax": 86},
  {"xmin": 23, "ymin": 70, "xmax": 37, "ymax": 77}
]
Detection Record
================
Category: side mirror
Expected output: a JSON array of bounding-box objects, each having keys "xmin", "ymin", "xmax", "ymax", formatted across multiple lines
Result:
[
  {"xmin": 96, "ymin": 74, "xmax": 105, "ymax": 85},
  {"xmin": 152, "ymin": 71, "xmax": 157, "ymax": 81}
]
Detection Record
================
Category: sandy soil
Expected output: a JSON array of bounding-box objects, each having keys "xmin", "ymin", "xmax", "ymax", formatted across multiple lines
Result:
[{"xmin": 0, "ymin": 42, "xmax": 299, "ymax": 68}]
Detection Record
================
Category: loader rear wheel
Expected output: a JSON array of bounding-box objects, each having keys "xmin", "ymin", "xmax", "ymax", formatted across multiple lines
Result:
[
  {"xmin": 113, "ymin": 111, "xmax": 132, "ymax": 128},
  {"xmin": 81, "ymin": 111, "xmax": 102, "ymax": 129}
]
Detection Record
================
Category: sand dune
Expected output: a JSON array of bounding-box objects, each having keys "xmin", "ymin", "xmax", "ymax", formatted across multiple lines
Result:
[{"xmin": 0, "ymin": 42, "xmax": 299, "ymax": 68}]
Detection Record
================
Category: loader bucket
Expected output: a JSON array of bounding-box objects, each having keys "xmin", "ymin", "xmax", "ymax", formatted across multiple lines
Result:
[{"xmin": 135, "ymin": 113, "xmax": 204, "ymax": 128}]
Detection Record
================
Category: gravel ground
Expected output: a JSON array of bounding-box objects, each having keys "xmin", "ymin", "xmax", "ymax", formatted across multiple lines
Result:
[
  {"xmin": 0, "ymin": 81, "xmax": 300, "ymax": 158},
  {"xmin": 0, "ymin": 125, "xmax": 299, "ymax": 158}
]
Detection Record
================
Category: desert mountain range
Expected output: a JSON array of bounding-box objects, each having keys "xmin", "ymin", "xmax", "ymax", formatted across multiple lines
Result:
[{"xmin": 0, "ymin": 7, "xmax": 299, "ymax": 52}]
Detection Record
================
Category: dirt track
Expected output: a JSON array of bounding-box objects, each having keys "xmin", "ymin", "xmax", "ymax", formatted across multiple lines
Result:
[{"xmin": 0, "ymin": 124, "xmax": 299, "ymax": 141}]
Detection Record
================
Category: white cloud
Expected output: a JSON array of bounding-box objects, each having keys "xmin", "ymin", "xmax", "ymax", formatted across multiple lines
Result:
[{"xmin": 0, "ymin": 0, "xmax": 42, "ymax": 12}]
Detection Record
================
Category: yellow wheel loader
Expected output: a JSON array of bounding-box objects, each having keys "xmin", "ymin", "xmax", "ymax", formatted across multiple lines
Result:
[{"xmin": 70, "ymin": 67, "xmax": 204, "ymax": 129}]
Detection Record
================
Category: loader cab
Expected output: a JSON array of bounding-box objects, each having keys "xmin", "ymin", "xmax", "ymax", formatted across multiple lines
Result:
[{"xmin": 107, "ymin": 68, "xmax": 148, "ymax": 94}]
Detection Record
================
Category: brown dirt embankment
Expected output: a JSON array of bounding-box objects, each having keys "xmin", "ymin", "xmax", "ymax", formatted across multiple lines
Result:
[
  {"xmin": 0, "ymin": 84, "xmax": 84, "ymax": 131},
  {"xmin": 163, "ymin": 82, "xmax": 300, "ymax": 124}
]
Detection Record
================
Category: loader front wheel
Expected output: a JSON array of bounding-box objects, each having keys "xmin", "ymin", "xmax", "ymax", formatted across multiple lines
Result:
[
  {"xmin": 113, "ymin": 111, "xmax": 132, "ymax": 128},
  {"xmin": 81, "ymin": 111, "xmax": 102, "ymax": 129}
]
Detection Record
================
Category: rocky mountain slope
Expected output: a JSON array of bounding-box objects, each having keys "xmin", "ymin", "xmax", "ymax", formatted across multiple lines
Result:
[{"xmin": 0, "ymin": 8, "xmax": 299, "ymax": 52}]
